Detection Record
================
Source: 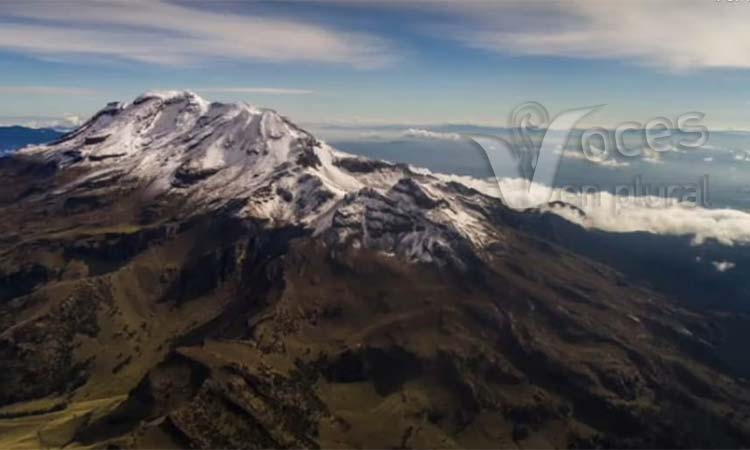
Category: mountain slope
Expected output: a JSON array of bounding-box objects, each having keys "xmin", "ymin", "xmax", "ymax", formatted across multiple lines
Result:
[{"xmin": 1, "ymin": 92, "xmax": 749, "ymax": 449}]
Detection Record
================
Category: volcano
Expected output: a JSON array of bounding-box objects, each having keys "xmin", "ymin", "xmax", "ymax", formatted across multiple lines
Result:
[{"xmin": 0, "ymin": 91, "xmax": 748, "ymax": 449}]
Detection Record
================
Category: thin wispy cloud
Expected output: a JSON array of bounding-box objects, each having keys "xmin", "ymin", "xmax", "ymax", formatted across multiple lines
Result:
[
  {"xmin": 402, "ymin": 128, "xmax": 463, "ymax": 141},
  {"xmin": 0, "ymin": 115, "xmax": 83, "ymax": 129},
  {"xmin": 555, "ymin": 148, "xmax": 631, "ymax": 169},
  {"xmin": 0, "ymin": 86, "xmax": 97, "ymax": 95},
  {"xmin": 194, "ymin": 87, "xmax": 317, "ymax": 95},
  {"xmin": 0, "ymin": 1, "xmax": 396, "ymax": 68},
  {"xmin": 429, "ymin": 1, "xmax": 750, "ymax": 71}
]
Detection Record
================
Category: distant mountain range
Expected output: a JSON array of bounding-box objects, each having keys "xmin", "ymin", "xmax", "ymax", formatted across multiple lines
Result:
[{"xmin": 0, "ymin": 126, "xmax": 66, "ymax": 153}]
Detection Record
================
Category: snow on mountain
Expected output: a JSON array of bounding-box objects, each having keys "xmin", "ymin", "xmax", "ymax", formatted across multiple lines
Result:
[{"xmin": 20, "ymin": 91, "xmax": 504, "ymax": 265}]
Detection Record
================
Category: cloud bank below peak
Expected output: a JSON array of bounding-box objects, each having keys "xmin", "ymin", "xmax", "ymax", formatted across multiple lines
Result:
[
  {"xmin": 0, "ymin": 115, "xmax": 82, "ymax": 129},
  {"xmin": 402, "ymin": 128, "xmax": 463, "ymax": 141},
  {"xmin": 431, "ymin": 174, "xmax": 750, "ymax": 248}
]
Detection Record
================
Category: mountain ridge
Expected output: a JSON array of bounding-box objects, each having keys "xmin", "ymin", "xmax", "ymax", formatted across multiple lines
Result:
[
  {"xmin": 1, "ymin": 92, "xmax": 750, "ymax": 449},
  {"xmin": 16, "ymin": 91, "xmax": 510, "ymax": 266}
]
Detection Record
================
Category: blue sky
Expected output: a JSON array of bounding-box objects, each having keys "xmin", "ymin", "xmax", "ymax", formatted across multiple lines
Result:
[{"xmin": 0, "ymin": 1, "xmax": 749, "ymax": 129}]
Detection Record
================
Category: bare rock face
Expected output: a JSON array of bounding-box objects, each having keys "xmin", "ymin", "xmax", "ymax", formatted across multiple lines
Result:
[{"xmin": 0, "ymin": 92, "xmax": 749, "ymax": 449}]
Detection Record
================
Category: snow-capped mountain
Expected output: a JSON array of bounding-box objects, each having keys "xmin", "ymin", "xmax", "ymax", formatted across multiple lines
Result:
[
  {"xmin": 5, "ymin": 92, "xmax": 750, "ymax": 449},
  {"xmin": 20, "ymin": 91, "xmax": 505, "ymax": 266}
]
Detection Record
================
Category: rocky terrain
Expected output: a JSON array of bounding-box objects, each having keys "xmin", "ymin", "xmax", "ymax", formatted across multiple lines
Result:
[{"xmin": 0, "ymin": 91, "xmax": 749, "ymax": 449}]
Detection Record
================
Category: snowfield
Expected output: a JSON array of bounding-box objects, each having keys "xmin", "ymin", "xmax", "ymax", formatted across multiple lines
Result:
[{"xmin": 21, "ymin": 91, "xmax": 507, "ymax": 266}]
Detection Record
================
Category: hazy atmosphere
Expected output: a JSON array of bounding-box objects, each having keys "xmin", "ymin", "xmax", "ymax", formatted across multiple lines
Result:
[{"xmin": 1, "ymin": 1, "xmax": 749, "ymax": 129}]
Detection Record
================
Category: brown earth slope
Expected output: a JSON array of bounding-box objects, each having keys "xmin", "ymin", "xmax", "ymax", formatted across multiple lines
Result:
[{"xmin": 0, "ymin": 151, "xmax": 749, "ymax": 449}]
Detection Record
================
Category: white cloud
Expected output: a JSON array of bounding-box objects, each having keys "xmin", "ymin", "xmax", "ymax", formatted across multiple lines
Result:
[
  {"xmin": 0, "ymin": 115, "xmax": 82, "ymax": 129},
  {"xmin": 194, "ymin": 87, "xmax": 317, "ymax": 95},
  {"xmin": 0, "ymin": 86, "xmax": 97, "ymax": 95},
  {"xmin": 712, "ymin": 260, "xmax": 736, "ymax": 272},
  {"xmin": 0, "ymin": 1, "xmax": 395, "ymax": 68},
  {"xmin": 557, "ymin": 149, "xmax": 631, "ymax": 169},
  {"xmin": 431, "ymin": 1, "xmax": 750, "ymax": 71},
  {"xmin": 643, "ymin": 154, "xmax": 665, "ymax": 165},
  {"xmin": 402, "ymin": 128, "xmax": 463, "ymax": 141},
  {"xmin": 384, "ymin": 158, "xmax": 750, "ymax": 247},
  {"xmin": 562, "ymin": 198, "xmax": 750, "ymax": 247},
  {"xmin": 61, "ymin": 115, "xmax": 83, "ymax": 127},
  {"xmin": 433, "ymin": 174, "xmax": 750, "ymax": 247}
]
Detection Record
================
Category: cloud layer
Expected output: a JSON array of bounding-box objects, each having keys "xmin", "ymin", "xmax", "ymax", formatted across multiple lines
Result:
[
  {"xmin": 194, "ymin": 87, "xmax": 317, "ymax": 95},
  {"xmin": 0, "ymin": 115, "xmax": 82, "ymax": 129},
  {"xmin": 433, "ymin": 1, "xmax": 750, "ymax": 71},
  {"xmin": 432, "ymin": 174, "xmax": 750, "ymax": 247},
  {"xmin": 0, "ymin": 1, "xmax": 395, "ymax": 68},
  {"xmin": 402, "ymin": 128, "xmax": 463, "ymax": 141},
  {"xmin": 1, "ymin": 2, "xmax": 744, "ymax": 74}
]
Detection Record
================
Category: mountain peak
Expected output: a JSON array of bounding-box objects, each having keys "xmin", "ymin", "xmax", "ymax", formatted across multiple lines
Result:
[
  {"xmin": 17, "ymin": 91, "xmax": 365, "ymax": 223},
  {"xmin": 13, "ymin": 90, "xmax": 506, "ymax": 263},
  {"xmin": 23, "ymin": 91, "xmax": 291, "ymax": 167},
  {"xmin": 130, "ymin": 90, "xmax": 266, "ymax": 117}
]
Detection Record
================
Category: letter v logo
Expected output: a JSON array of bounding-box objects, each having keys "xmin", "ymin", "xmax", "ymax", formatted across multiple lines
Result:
[{"xmin": 468, "ymin": 103, "xmax": 602, "ymax": 209}]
